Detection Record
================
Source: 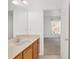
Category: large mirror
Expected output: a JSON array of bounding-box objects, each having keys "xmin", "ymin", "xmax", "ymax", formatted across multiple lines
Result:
[
  {"xmin": 8, "ymin": 0, "xmax": 28, "ymax": 39},
  {"xmin": 8, "ymin": 0, "xmax": 69, "ymax": 59}
]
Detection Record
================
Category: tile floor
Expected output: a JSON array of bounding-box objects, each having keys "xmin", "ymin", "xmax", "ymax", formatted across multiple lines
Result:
[
  {"xmin": 38, "ymin": 37, "xmax": 60, "ymax": 59},
  {"xmin": 38, "ymin": 55, "xmax": 60, "ymax": 59},
  {"xmin": 44, "ymin": 37, "xmax": 60, "ymax": 55}
]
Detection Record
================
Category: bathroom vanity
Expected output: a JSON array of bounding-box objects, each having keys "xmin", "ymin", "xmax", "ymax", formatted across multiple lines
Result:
[{"xmin": 8, "ymin": 35, "xmax": 39, "ymax": 59}]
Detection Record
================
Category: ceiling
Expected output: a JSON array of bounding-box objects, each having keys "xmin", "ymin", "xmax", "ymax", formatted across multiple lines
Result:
[{"xmin": 8, "ymin": 0, "xmax": 62, "ymax": 11}]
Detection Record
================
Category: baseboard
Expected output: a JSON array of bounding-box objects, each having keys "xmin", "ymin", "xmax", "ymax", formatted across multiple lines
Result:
[{"xmin": 39, "ymin": 52, "xmax": 44, "ymax": 56}]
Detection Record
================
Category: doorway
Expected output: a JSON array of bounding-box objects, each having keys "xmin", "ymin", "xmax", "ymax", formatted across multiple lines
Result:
[{"xmin": 43, "ymin": 10, "xmax": 61, "ymax": 56}]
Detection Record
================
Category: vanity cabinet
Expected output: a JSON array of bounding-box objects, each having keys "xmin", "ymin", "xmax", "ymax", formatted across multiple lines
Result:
[
  {"xmin": 32, "ymin": 40, "xmax": 38, "ymax": 59},
  {"xmin": 14, "ymin": 53, "xmax": 22, "ymax": 59},
  {"xmin": 13, "ymin": 39, "xmax": 39, "ymax": 59},
  {"xmin": 23, "ymin": 45, "xmax": 32, "ymax": 59},
  {"xmin": 14, "ymin": 46, "xmax": 32, "ymax": 59},
  {"xmin": 14, "ymin": 40, "xmax": 39, "ymax": 59}
]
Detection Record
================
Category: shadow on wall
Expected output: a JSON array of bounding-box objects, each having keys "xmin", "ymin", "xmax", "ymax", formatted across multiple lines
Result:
[{"xmin": 8, "ymin": 11, "xmax": 13, "ymax": 39}]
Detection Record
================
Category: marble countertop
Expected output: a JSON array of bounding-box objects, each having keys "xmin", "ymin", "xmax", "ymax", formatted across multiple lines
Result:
[{"xmin": 8, "ymin": 35, "xmax": 40, "ymax": 59}]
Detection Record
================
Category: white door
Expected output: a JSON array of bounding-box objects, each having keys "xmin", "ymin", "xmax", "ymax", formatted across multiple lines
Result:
[{"xmin": 61, "ymin": 0, "xmax": 69, "ymax": 59}]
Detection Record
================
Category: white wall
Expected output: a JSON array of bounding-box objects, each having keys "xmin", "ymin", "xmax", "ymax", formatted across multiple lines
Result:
[
  {"xmin": 61, "ymin": 0, "xmax": 69, "ymax": 59},
  {"xmin": 27, "ymin": 0, "xmax": 62, "ymax": 11},
  {"xmin": 8, "ymin": 11, "xmax": 13, "ymax": 39},
  {"xmin": 44, "ymin": 16, "xmax": 51, "ymax": 37},
  {"xmin": 13, "ymin": 9, "xmax": 28, "ymax": 37}
]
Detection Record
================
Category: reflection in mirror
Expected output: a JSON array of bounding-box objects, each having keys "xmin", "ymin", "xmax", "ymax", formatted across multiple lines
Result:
[{"xmin": 8, "ymin": 0, "xmax": 28, "ymax": 39}]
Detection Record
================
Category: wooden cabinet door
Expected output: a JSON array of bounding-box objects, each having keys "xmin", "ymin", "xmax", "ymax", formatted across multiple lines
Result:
[
  {"xmin": 23, "ymin": 46, "xmax": 32, "ymax": 59},
  {"xmin": 32, "ymin": 40, "xmax": 38, "ymax": 59},
  {"xmin": 14, "ymin": 53, "xmax": 22, "ymax": 59}
]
